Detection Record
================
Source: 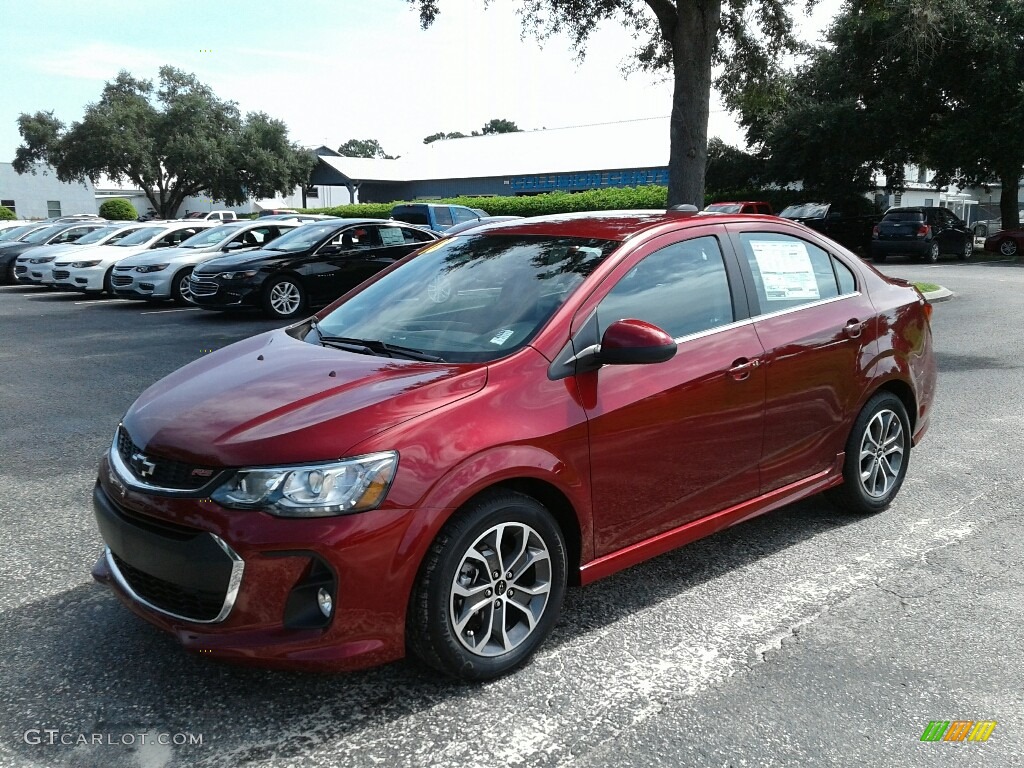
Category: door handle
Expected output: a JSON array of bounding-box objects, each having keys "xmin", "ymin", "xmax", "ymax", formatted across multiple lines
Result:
[
  {"xmin": 844, "ymin": 319, "xmax": 865, "ymax": 339},
  {"xmin": 728, "ymin": 358, "xmax": 761, "ymax": 381}
]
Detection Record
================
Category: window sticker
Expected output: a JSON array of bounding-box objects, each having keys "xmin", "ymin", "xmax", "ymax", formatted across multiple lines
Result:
[
  {"xmin": 379, "ymin": 227, "xmax": 405, "ymax": 246},
  {"xmin": 749, "ymin": 239, "xmax": 821, "ymax": 301},
  {"xmin": 490, "ymin": 329, "xmax": 514, "ymax": 345}
]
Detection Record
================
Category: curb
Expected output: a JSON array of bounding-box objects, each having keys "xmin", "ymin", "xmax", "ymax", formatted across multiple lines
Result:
[{"xmin": 922, "ymin": 287, "xmax": 954, "ymax": 303}]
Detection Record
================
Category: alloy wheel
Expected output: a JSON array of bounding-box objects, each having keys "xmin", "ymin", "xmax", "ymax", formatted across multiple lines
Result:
[
  {"xmin": 449, "ymin": 522, "xmax": 552, "ymax": 657},
  {"xmin": 1000, "ymin": 239, "xmax": 1018, "ymax": 257},
  {"xmin": 269, "ymin": 281, "xmax": 301, "ymax": 315},
  {"xmin": 858, "ymin": 408, "xmax": 905, "ymax": 499},
  {"xmin": 927, "ymin": 242, "xmax": 940, "ymax": 262}
]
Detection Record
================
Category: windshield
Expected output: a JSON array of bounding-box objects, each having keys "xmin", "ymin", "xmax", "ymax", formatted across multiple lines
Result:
[
  {"xmin": 22, "ymin": 224, "xmax": 66, "ymax": 243},
  {"xmin": 262, "ymin": 222, "xmax": 340, "ymax": 252},
  {"xmin": 0, "ymin": 225, "xmax": 36, "ymax": 242},
  {"xmin": 75, "ymin": 225, "xmax": 124, "ymax": 245},
  {"xmin": 780, "ymin": 204, "xmax": 829, "ymax": 219},
  {"xmin": 316, "ymin": 234, "xmax": 618, "ymax": 363},
  {"xmin": 113, "ymin": 226, "xmax": 169, "ymax": 246},
  {"xmin": 706, "ymin": 204, "xmax": 741, "ymax": 213},
  {"xmin": 178, "ymin": 224, "xmax": 241, "ymax": 248}
]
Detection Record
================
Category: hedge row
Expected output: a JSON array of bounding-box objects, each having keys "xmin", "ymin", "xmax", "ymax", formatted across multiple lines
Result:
[
  {"xmin": 0, "ymin": 205, "xmax": 15, "ymax": 220},
  {"xmin": 300, "ymin": 185, "xmax": 817, "ymax": 220}
]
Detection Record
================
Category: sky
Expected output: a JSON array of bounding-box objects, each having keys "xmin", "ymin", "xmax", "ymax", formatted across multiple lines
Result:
[{"xmin": 0, "ymin": 0, "xmax": 841, "ymax": 162}]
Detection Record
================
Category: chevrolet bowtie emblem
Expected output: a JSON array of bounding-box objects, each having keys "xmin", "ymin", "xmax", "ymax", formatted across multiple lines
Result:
[{"xmin": 131, "ymin": 452, "xmax": 157, "ymax": 478}]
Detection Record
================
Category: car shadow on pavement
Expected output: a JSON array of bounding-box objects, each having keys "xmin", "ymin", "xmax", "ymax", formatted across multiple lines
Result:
[{"xmin": 0, "ymin": 498, "xmax": 861, "ymax": 768}]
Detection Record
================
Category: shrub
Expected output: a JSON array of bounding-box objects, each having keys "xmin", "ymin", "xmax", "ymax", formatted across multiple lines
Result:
[
  {"xmin": 99, "ymin": 198, "xmax": 138, "ymax": 220},
  {"xmin": 0, "ymin": 205, "xmax": 15, "ymax": 220}
]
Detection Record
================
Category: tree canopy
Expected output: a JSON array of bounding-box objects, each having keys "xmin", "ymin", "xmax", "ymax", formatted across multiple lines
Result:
[
  {"xmin": 337, "ymin": 138, "xmax": 394, "ymax": 158},
  {"xmin": 423, "ymin": 131, "xmax": 468, "ymax": 144},
  {"xmin": 13, "ymin": 66, "xmax": 314, "ymax": 219},
  {"xmin": 410, "ymin": 1, "xmax": 798, "ymax": 207},
  {"xmin": 736, "ymin": 0, "xmax": 1024, "ymax": 225},
  {"xmin": 478, "ymin": 118, "xmax": 521, "ymax": 135}
]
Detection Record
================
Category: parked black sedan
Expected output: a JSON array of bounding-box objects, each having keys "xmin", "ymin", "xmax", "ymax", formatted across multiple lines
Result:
[
  {"xmin": 188, "ymin": 219, "xmax": 439, "ymax": 318},
  {"xmin": 870, "ymin": 206, "xmax": 973, "ymax": 263}
]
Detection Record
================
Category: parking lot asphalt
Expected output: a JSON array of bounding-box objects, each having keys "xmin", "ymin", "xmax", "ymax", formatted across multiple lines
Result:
[{"xmin": 1, "ymin": 260, "xmax": 1022, "ymax": 768}]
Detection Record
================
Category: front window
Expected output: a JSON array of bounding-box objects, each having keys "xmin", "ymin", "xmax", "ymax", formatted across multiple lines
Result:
[
  {"xmin": 315, "ymin": 234, "xmax": 618, "ymax": 363},
  {"xmin": 178, "ymin": 224, "xmax": 240, "ymax": 248},
  {"xmin": 113, "ymin": 227, "xmax": 170, "ymax": 246},
  {"xmin": 264, "ymin": 223, "xmax": 342, "ymax": 253},
  {"xmin": 779, "ymin": 204, "xmax": 829, "ymax": 220},
  {"xmin": 74, "ymin": 226, "xmax": 123, "ymax": 245},
  {"xmin": 22, "ymin": 225, "xmax": 66, "ymax": 244}
]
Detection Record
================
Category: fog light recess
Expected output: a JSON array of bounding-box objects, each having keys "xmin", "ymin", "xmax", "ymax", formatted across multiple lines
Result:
[
  {"xmin": 282, "ymin": 554, "xmax": 337, "ymax": 629},
  {"xmin": 317, "ymin": 588, "xmax": 333, "ymax": 618}
]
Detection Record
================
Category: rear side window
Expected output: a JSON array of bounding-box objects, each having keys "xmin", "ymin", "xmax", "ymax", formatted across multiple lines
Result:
[
  {"xmin": 434, "ymin": 207, "xmax": 454, "ymax": 227},
  {"xmin": 739, "ymin": 232, "xmax": 851, "ymax": 313},
  {"xmin": 598, "ymin": 236, "xmax": 734, "ymax": 339}
]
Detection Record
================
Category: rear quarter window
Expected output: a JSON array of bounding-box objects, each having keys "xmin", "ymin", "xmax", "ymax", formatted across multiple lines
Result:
[{"xmin": 738, "ymin": 232, "xmax": 849, "ymax": 313}]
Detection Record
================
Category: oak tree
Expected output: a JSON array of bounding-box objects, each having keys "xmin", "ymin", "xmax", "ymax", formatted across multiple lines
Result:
[{"xmin": 13, "ymin": 66, "xmax": 313, "ymax": 219}]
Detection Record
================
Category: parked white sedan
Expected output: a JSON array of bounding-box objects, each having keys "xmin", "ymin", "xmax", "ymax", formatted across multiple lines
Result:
[
  {"xmin": 50, "ymin": 221, "xmax": 217, "ymax": 294},
  {"xmin": 18, "ymin": 223, "xmax": 147, "ymax": 285}
]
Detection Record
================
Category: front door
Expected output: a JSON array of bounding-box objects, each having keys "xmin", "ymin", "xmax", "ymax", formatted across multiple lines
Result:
[{"xmin": 581, "ymin": 231, "xmax": 767, "ymax": 557}]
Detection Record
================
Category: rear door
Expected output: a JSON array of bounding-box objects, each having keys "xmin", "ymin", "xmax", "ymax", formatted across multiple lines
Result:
[
  {"xmin": 726, "ymin": 224, "xmax": 876, "ymax": 492},
  {"xmin": 581, "ymin": 228, "xmax": 767, "ymax": 557}
]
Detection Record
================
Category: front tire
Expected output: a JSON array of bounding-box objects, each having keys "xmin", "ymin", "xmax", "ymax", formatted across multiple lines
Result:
[
  {"xmin": 827, "ymin": 392, "xmax": 911, "ymax": 515},
  {"xmin": 407, "ymin": 490, "xmax": 567, "ymax": 680},
  {"xmin": 171, "ymin": 268, "xmax": 193, "ymax": 306},
  {"xmin": 999, "ymin": 238, "xmax": 1018, "ymax": 257},
  {"xmin": 959, "ymin": 238, "xmax": 973, "ymax": 261},
  {"xmin": 926, "ymin": 242, "xmax": 940, "ymax": 263},
  {"xmin": 261, "ymin": 275, "xmax": 307, "ymax": 319}
]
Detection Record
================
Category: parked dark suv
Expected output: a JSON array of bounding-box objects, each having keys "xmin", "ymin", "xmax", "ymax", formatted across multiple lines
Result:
[{"xmin": 870, "ymin": 206, "xmax": 973, "ymax": 263}]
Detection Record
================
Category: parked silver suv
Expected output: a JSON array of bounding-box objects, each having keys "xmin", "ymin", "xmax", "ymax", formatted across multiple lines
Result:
[{"xmin": 110, "ymin": 220, "xmax": 300, "ymax": 304}]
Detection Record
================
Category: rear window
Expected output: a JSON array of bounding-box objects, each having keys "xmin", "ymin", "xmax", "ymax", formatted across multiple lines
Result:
[
  {"xmin": 882, "ymin": 211, "xmax": 925, "ymax": 222},
  {"xmin": 392, "ymin": 207, "xmax": 429, "ymax": 226}
]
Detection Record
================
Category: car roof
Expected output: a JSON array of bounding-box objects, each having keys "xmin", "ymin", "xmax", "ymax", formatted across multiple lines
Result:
[{"xmin": 455, "ymin": 209, "xmax": 767, "ymax": 241}]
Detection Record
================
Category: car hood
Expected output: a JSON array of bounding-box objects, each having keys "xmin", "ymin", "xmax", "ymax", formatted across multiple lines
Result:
[
  {"xmin": 18, "ymin": 243, "xmax": 91, "ymax": 260},
  {"xmin": 54, "ymin": 243, "xmax": 153, "ymax": 266},
  {"xmin": 195, "ymin": 249, "xmax": 291, "ymax": 272},
  {"xmin": 116, "ymin": 244, "xmax": 252, "ymax": 268},
  {"xmin": 122, "ymin": 328, "xmax": 487, "ymax": 467}
]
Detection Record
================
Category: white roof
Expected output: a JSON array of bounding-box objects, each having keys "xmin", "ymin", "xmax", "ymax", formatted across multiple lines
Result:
[{"xmin": 320, "ymin": 117, "xmax": 672, "ymax": 182}]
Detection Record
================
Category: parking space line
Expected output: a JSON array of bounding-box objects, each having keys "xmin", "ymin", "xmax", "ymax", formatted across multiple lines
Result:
[
  {"xmin": 73, "ymin": 299, "xmax": 134, "ymax": 305},
  {"xmin": 139, "ymin": 308, "xmax": 202, "ymax": 315}
]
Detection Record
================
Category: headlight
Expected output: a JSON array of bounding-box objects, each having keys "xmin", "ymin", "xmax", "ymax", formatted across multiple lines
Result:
[
  {"xmin": 70, "ymin": 260, "xmax": 101, "ymax": 268},
  {"xmin": 29, "ymin": 256, "xmax": 56, "ymax": 264},
  {"xmin": 216, "ymin": 270, "xmax": 258, "ymax": 280},
  {"xmin": 136, "ymin": 263, "xmax": 169, "ymax": 273},
  {"xmin": 211, "ymin": 451, "xmax": 398, "ymax": 517}
]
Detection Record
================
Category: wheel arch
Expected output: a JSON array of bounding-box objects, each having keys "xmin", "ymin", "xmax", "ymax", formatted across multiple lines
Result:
[{"xmin": 864, "ymin": 378, "xmax": 917, "ymax": 432}]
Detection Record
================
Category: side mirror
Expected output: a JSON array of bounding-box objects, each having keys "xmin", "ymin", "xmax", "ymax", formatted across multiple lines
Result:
[
  {"xmin": 598, "ymin": 319, "xmax": 676, "ymax": 365},
  {"xmin": 319, "ymin": 244, "xmax": 343, "ymax": 256},
  {"xmin": 223, "ymin": 241, "xmax": 246, "ymax": 251}
]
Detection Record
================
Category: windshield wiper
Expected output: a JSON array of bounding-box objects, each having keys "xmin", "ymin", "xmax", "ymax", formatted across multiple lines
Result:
[{"xmin": 311, "ymin": 322, "xmax": 444, "ymax": 362}]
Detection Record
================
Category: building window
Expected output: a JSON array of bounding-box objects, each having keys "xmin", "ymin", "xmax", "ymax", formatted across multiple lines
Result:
[
  {"xmin": 47, "ymin": 200, "xmax": 61, "ymax": 217},
  {"xmin": 894, "ymin": 193, "xmax": 903, "ymax": 206},
  {"xmin": 304, "ymin": 185, "xmax": 319, "ymax": 198},
  {"xmin": 0, "ymin": 199, "xmax": 15, "ymax": 215},
  {"xmin": 924, "ymin": 198, "xmax": 934, "ymax": 207}
]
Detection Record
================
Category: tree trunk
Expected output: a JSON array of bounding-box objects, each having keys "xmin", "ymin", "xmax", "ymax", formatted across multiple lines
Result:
[
  {"xmin": 667, "ymin": 0, "xmax": 721, "ymax": 208},
  {"xmin": 999, "ymin": 170, "xmax": 1021, "ymax": 230}
]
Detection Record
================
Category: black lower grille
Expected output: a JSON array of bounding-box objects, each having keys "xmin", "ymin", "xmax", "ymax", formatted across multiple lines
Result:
[
  {"xmin": 111, "ymin": 552, "xmax": 225, "ymax": 621},
  {"xmin": 116, "ymin": 426, "xmax": 218, "ymax": 490},
  {"xmin": 53, "ymin": 269, "xmax": 70, "ymax": 280},
  {"xmin": 14, "ymin": 265, "xmax": 26, "ymax": 274},
  {"xmin": 189, "ymin": 278, "xmax": 218, "ymax": 297},
  {"xmin": 111, "ymin": 274, "xmax": 133, "ymax": 286}
]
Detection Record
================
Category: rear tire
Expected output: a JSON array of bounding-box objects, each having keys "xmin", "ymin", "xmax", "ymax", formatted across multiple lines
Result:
[
  {"xmin": 958, "ymin": 238, "xmax": 973, "ymax": 261},
  {"xmin": 826, "ymin": 392, "xmax": 911, "ymax": 515},
  {"xmin": 999, "ymin": 239, "xmax": 1018, "ymax": 257},
  {"xmin": 407, "ymin": 490, "xmax": 567, "ymax": 680}
]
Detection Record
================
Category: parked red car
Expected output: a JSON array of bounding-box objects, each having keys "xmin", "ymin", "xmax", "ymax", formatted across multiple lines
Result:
[
  {"xmin": 705, "ymin": 201, "xmax": 773, "ymax": 215},
  {"xmin": 983, "ymin": 228, "xmax": 1024, "ymax": 257},
  {"xmin": 91, "ymin": 209, "xmax": 937, "ymax": 679}
]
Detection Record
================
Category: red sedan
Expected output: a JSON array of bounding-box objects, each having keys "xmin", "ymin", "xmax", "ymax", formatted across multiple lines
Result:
[
  {"xmin": 983, "ymin": 228, "xmax": 1024, "ymax": 257},
  {"xmin": 91, "ymin": 208, "xmax": 937, "ymax": 679}
]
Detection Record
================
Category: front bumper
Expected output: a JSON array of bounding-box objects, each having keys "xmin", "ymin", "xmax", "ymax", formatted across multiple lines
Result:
[
  {"xmin": 111, "ymin": 270, "xmax": 174, "ymax": 299},
  {"xmin": 91, "ymin": 455, "xmax": 443, "ymax": 670},
  {"xmin": 187, "ymin": 275, "xmax": 261, "ymax": 310}
]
